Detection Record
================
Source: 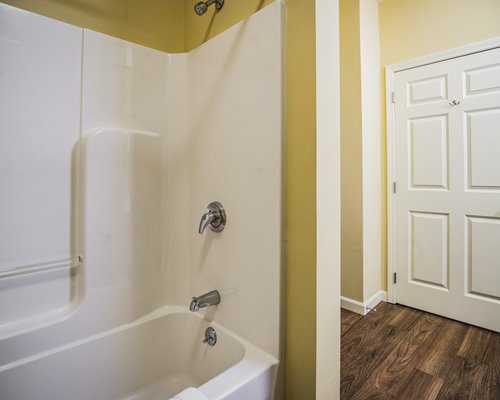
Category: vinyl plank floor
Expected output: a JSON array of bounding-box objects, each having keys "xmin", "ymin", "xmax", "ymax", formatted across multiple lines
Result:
[{"xmin": 341, "ymin": 303, "xmax": 500, "ymax": 400}]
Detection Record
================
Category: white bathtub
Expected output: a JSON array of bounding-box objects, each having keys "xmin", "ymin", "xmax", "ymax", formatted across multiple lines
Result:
[{"xmin": 0, "ymin": 306, "xmax": 278, "ymax": 400}]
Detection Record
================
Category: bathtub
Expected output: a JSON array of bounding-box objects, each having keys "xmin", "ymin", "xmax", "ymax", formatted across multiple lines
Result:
[{"xmin": 0, "ymin": 306, "xmax": 278, "ymax": 400}]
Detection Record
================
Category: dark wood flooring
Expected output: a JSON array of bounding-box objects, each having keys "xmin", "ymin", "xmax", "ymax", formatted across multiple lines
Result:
[{"xmin": 341, "ymin": 302, "xmax": 500, "ymax": 400}]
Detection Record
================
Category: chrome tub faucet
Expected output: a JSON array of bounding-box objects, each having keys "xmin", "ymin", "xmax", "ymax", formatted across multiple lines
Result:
[{"xmin": 190, "ymin": 290, "xmax": 221, "ymax": 312}]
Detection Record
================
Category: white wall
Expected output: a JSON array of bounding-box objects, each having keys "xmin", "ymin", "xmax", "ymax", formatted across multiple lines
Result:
[
  {"xmin": 0, "ymin": 4, "xmax": 170, "ymax": 366},
  {"xmin": 81, "ymin": 30, "xmax": 168, "ymax": 321},
  {"xmin": 163, "ymin": 2, "xmax": 284, "ymax": 358},
  {"xmin": 81, "ymin": 30, "xmax": 169, "ymax": 135},
  {"xmin": 316, "ymin": 0, "xmax": 341, "ymax": 398},
  {"xmin": 0, "ymin": 2, "xmax": 283, "ymax": 373},
  {"xmin": 0, "ymin": 4, "xmax": 81, "ymax": 331},
  {"xmin": 185, "ymin": 2, "xmax": 284, "ymax": 358},
  {"xmin": 162, "ymin": 53, "xmax": 191, "ymax": 307}
]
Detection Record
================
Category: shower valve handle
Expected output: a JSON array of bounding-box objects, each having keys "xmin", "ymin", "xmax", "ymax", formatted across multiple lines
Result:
[{"xmin": 198, "ymin": 202, "xmax": 226, "ymax": 234}]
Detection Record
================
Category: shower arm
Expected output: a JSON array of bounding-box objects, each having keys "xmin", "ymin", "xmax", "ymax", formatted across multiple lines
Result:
[{"xmin": 206, "ymin": 0, "xmax": 224, "ymax": 10}]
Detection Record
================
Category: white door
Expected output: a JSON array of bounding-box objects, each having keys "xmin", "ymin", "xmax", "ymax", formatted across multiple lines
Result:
[{"xmin": 393, "ymin": 47, "xmax": 500, "ymax": 332}]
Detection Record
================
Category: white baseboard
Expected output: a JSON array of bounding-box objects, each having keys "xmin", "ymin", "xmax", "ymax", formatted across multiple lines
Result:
[{"xmin": 341, "ymin": 290, "xmax": 387, "ymax": 316}]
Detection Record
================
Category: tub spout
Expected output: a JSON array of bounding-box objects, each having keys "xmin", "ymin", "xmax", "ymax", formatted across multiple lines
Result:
[{"xmin": 190, "ymin": 290, "xmax": 221, "ymax": 312}]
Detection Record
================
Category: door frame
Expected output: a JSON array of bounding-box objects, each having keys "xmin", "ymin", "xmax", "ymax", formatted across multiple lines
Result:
[{"xmin": 385, "ymin": 36, "xmax": 500, "ymax": 304}]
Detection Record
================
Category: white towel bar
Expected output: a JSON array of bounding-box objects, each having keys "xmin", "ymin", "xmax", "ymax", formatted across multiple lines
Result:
[{"xmin": 0, "ymin": 256, "xmax": 81, "ymax": 279}]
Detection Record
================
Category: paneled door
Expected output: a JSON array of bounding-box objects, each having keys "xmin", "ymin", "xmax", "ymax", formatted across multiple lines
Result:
[{"xmin": 393, "ymin": 47, "xmax": 500, "ymax": 332}]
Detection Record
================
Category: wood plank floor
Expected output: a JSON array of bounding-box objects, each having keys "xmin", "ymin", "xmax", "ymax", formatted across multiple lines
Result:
[{"xmin": 341, "ymin": 302, "xmax": 500, "ymax": 400}]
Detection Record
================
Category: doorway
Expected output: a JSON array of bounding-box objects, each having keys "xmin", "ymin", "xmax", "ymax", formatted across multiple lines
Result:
[{"xmin": 387, "ymin": 40, "xmax": 500, "ymax": 333}]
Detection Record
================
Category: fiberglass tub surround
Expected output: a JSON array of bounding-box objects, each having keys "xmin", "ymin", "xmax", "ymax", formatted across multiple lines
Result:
[
  {"xmin": 0, "ymin": 2, "xmax": 283, "ymax": 399},
  {"xmin": 0, "ymin": 307, "xmax": 278, "ymax": 400}
]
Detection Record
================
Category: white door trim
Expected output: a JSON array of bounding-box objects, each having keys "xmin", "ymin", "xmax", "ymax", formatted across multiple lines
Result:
[{"xmin": 386, "ymin": 36, "xmax": 500, "ymax": 304}]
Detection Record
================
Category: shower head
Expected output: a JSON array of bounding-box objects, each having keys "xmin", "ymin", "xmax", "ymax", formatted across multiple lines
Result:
[{"xmin": 194, "ymin": 0, "xmax": 224, "ymax": 16}]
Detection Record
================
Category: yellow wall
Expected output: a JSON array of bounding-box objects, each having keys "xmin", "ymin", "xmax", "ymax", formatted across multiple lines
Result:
[
  {"xmin": 281, "ymin": 0, "xmax": 317, "ymax": 397},
  {"xmin": 0, "ymin": 0, "xmax": 185, "ymax": 52},
  {"xmin": 379, "ymin": 0, "xmax": 500, "ymax": 66},
  {"xmin": 183, "ymin": 1, "xmax": 318, "ymax": 398},
  {"xmin": 339, "ymin": 0, "xmax": 363, "ymax": 302}
]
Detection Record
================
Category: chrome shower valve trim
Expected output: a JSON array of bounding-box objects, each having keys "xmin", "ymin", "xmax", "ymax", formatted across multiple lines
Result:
[{"xmin": 198, "ymin": 201, "xmax": 226, "ymax": 234}]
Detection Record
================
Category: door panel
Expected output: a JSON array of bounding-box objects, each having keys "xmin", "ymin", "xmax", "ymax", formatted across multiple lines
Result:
[
  {"xmin": 394, "ymin": 47, "xmax": 500, "ymax": 332},
  {"xmin": 464, "ymin": 63, "xmax": 500, "ymax": 96},
  {"xmin": 408, "ymin": 75, "xmax": 448, "ymax": 105},
  {"xmin": 410, "ymin": 211, "xmax": 449, "ymax": 289},
  {"xmin": 467, "ymin": 108, "xmax": 500, "ymax": 188},
  {"xmin": 409, "ymin": 115, "xmax": 448, "ymax": 189},
  {"xmin": 467, "ymin": 216, "xmax": 500, "ymax": 300}
]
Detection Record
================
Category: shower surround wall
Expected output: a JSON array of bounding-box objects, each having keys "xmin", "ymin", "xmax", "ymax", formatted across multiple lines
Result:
[
  {"xmin": 0, "ymin": 1, "xmax": 283, "ymax": 397},
  {"xmin": 0, "ymin": 4, "xmax": 82, "ymax": 333},
  {"xmin": 186, "ymin": 7, "xmax": 283, "ymax": 357},
  {"xmin": 164, "ymin": 1, "xmax": 284, "ymax": 359}
]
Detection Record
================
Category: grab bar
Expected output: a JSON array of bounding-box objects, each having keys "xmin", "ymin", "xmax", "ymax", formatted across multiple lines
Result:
[{"xmin": 0, "ymin": 256, "xmax": 82, "ymax": 279}]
